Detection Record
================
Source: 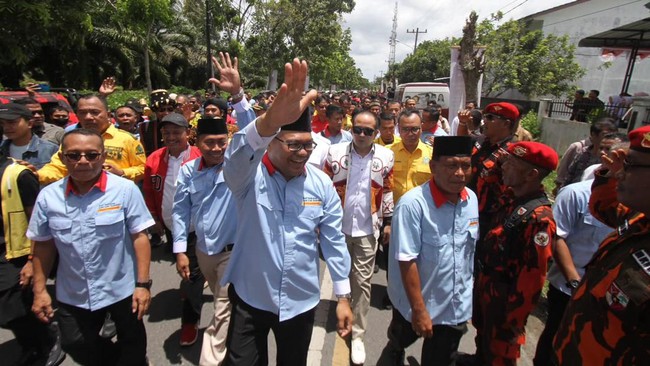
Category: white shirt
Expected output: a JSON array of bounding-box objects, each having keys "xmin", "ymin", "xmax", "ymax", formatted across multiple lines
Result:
[
  {"xmin": 9, "ymin": 143, "xmax": 29, "ymax": 160},
  {"xmin": 342, "ymin": 147, "xmax": 374, "ymax": 237},
  {"xmin": 161, "ymin": 150, "xmax": 188, "ymax": 229},
  {"xmin": 308, "ymin": 132, "xmax": 331, "ymax": 170}
]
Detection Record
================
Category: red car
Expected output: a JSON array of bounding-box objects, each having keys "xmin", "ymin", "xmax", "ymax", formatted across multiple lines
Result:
[{"xmin": 0, "ymin": 89, "xmax": 79, "ymax": 124}]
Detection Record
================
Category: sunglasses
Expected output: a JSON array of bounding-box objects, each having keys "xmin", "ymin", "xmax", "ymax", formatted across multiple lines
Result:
[
  {"xmin": 63, "ymin": 152, "xmax": 103, "ymax": 162},
  {"xmin": 352, "ymin": 126, "xmax": 376, "ymax": 136},
  {"xmin": 274, "ymin": 137, "xmax": 317, "ymax": 152},
  {"xmin": 157, "ymin": 106, "xmax": 175, "ymax": 113},
  {"xmin": 400, "ymin": 126, "xmax": 421, "ymax": 134},
  {"xmin": 483, "ymin": 113, "xmax": 508, "ymax": 122}
]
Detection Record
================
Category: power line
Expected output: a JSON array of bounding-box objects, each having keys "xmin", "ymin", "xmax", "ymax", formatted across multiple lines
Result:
[
  {"xmin": 407, "ymin": 28, "xmax": 428, "ymax": 53},
  {"xmin": 502, "ymin": 0, "xmax": 530, "ymax": 16}
]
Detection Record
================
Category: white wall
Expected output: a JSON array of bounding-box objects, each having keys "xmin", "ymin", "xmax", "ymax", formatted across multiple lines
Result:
[{"xmin": 526, "ymin": 0, "xmax": 650, "ymax": 99}]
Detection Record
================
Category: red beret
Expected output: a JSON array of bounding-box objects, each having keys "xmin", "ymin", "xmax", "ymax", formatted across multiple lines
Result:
[
  {"xmin": 507, "ymin": 141, "xmax": 558, "ymax": 171},
  {"xmin": 629, "ymin": 125, "xmax": 650, "ymax": 153},
  {"xmin": 483, "ymin": 102, "xmax": 520, "ymax": 121}
]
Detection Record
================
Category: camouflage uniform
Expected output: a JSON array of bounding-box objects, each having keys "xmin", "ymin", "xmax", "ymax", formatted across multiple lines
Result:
[
  {"xmin": 473, "ymin": 189, "xmax": 555, "ymax": 366},
  {"xmin": 468, "ymin": 137, "xmax": 513, "ymax": 240},
  {"xmin": 553, "ymin": 175, "xmax": 650, "ymax": 365}
]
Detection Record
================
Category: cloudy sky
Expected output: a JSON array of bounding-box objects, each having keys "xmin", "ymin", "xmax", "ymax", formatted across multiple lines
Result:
[{"xmin": 342, "ymin": 0, "xmax": 574, "ymax": 80}]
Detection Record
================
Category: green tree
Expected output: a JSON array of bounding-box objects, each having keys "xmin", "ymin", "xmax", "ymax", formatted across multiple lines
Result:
[
  {"xmin": 395, "ymin": 39, "xmax": 456, "ymax": 83},
  {"xmin": 480, "ymin": 16, "xmax": 584, "ymax": 98}
]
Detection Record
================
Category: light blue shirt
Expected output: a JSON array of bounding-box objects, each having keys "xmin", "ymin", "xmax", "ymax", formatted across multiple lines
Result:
[
  {"xmin": 223, "ymin": 121, "xmax": 351, "ymax": 321},
  {"xmin": 388, "ymin": 180, "xmax": 479, "ymax": 325},
  {"xmin": 547, "ymin": 179, "xmax": 613, "ymax": 295},
  {"xmin": 26, "ymin": 173, "xmax": 154, "ymax": 311},
  {"xmin": 172, "ymin": 159, "xmax": 237, "ymax": 255},
  {"xmin": 232, "ymin": 96, "xmax": 256, "ymax": 131},
  {"xmin": 420, "ymin": 128, "xmax": 448, "ymax": 146},
  {"xmin": 0, "ymin": 135, "xmax": 59, "ymax": 169}
]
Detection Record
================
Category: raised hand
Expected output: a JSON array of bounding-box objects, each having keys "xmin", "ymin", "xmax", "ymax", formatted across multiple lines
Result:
[
  {"xmin": 99, "ymin": 77, "xmax": 117, "ymax": 96},
  {"xmin": 256, "ymin": 58, "xmax": 318, "ymax": 136},
  {"xmin": 209, "ymin": 52, "xmax": 241, "ymax": 95}
]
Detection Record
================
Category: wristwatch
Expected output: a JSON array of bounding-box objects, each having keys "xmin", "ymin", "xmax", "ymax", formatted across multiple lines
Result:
[
  {"xmin": 136, "ymin": 280, "xmax": 153, "ymax": 290},
  {"xmin": 336, "ymin": 293, "xmax": 352, "ymax": 300},
  {"xmin": 230, "ymin": 88, "xmax": 245, "ymax": 103},
  {"xmin": 566, "ymin": 279, "xmax": 580, "ymax": 290}
]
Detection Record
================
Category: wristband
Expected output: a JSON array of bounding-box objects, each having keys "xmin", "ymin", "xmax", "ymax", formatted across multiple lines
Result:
[{"xmin": 230, "ymin": 88, "xmax": 245, "ymax": 102}]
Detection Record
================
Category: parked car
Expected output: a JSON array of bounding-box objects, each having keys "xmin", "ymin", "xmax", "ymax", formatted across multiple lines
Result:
[
  {"xmin": 396, "ymin": 82, "xmax": 450, "ymax": 117},
  {"xmin": 0, "ymin": 88, "xmax": 79, "ymax": 124}
]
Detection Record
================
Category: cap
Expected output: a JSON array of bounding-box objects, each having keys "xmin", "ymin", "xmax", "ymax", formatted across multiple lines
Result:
[
  {"xmin": 281, "ymin": 107, "xmax": 312, "ymax": 132},
  {"xmin": 433, "ymin": 136, "xmax": 473, "ymax": 159},
  {"xmin": 629, "ymin": 125, "xmax": 650, "ymax": 153},
  {"xmin": 507, "ymin": 141, "xmax": 558, "ymax": 171},
  {"xmin": 160, "ymin": 113, "xmax": 188, "ymax": 128},
  {"xmin": 483, "ymin": 102, "xmax": 520, "ymax": 121},
  {"xmin": 0, "ymin": 103, "xmax": 32, "ymax": 120},
  {"xmin": 150, "ymin": 89, "xmax": 176, "ymax": 110},
  {"xmin": 125, "ymin": 98, "xmax": 144, "ymax": 114},
  {"xmin": 197, "ymin": 117, "xmax": 228, "ymax": 136},
  {"xmin": 203, "ymin": 98, "xmax": 228, "ymax": 113}
]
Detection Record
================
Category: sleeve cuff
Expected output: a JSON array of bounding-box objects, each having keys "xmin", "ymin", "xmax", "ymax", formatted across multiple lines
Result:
[
  {"xmin": 173, "ymin": 241, "xmax": 188, "ymax": 254},
  {"xmin": 26, "ymin": 231, "xmax": 53, "ymax": 242},
  {"xmin": 397, "ymin": 253, "xmax": 418, "ymax": 261},
  {"xmin": 130, "ymin": 219, "xmax": 155, "ymax": 234},
  {"xmin": 333, "ymin": 279, "xmax": 351, "ymax": 296},
  {"xmin": 556, "ymin": 228, "xmax": 570, "ymax": 238},
  {"xmin": 233, "ymin": 97, "xmax": 251, "ymax": 113},
  {"xmin": 244, "ymin": 119, "xmax": 277, "ymax": 150}
]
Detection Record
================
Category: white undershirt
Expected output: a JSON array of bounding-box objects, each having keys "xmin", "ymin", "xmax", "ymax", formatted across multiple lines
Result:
[
  {"xmin": 161, "ymin": 150, "xmax": 187, "ymax": 230},
  {"xmin": 9, "ymin": 143, "xmax": 30, "ymax": 160},
  {"xmin": 342, "ymin": 147, "xmax": 374, "ymax": 237}
]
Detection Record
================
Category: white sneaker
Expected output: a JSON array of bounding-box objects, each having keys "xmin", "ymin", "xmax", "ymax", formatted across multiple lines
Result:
[{"xmin": 351, "ymin": 337, "xmax": 366, "ymax": 364}]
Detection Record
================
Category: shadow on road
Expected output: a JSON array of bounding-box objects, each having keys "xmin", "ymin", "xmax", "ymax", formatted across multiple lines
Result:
[{"xmin": 162, "ymin": 327, "xmax": 205, "ymax": 365}]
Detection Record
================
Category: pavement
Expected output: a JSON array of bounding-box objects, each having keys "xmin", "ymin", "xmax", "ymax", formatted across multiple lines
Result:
[{"xmin": 0, "ymin": 246, "xmax": 547, "ymax": 365}]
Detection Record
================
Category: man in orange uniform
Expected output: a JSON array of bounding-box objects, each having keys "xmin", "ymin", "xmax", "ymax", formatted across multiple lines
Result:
[
  {"xmin": 553, "ymin": 125, "xmax": 650, "ymax": 365},
  {"xmin": 472, "ymin": 141, "xmax": 558, "ymax": 366},
  {"xmin": 464, "ymin": 102, "xmax": 518, "ymax": 240}
]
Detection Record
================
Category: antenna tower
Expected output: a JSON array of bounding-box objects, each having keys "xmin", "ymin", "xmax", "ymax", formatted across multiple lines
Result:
[{"xmin": 388, "ymin": 2, "xmax": 398, "ymax": 67}]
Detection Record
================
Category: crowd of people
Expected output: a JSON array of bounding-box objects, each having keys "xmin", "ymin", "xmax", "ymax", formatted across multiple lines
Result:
[{"xmin": 0, "ymin": 52, "xmax": 648, "ymax": 366}]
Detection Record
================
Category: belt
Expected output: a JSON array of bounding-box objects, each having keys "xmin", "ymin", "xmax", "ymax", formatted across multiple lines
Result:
[{"xmin": 220, "ymin": 244, "xmax": 234, "ymax": 254}]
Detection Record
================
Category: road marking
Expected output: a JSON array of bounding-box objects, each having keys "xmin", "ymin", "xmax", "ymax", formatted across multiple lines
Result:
[{"xmin": 307, "ymin": 266, "xmax": 334, "ymax": 365}]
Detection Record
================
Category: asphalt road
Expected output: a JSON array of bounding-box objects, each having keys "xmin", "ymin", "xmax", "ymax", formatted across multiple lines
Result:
[{"xmin": 0, "ymin": 245, "xmax": 546, "ymax": 365}]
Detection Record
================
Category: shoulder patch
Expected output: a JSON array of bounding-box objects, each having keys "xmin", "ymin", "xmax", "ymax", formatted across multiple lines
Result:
[{"xmin": 533, "ymin": 231, "xmax": 550, "ymax": 247}]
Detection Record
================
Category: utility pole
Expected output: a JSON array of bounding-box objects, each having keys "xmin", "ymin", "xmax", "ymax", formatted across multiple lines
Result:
[
  {"xmin": 388, "ymin": 2, "xmax": 398, "ymax": 90},
  {"xmin": 407, "ymin": 28, "xmax": 427, "ymax": 53},
  {"xmin": 206, "ymin": 0, "xmax": 215, "ymax": 92}
]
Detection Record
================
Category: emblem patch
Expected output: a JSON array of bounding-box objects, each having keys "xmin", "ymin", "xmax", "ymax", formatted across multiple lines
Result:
[
  {"xmin": 517, "ymin": 207, "xmax": 528, "ymax": 216},
  {"xmin": 642, "ymin": 132, "xmax": 650, "ymax": 148},
  {"xmin": 606, "ymin": 282, "xmax": 630, "ymax": 310},
  {"xmin": 513, "ymin": 146, "xmax": 527, "ymax": 157},
  {"xmin": 533, "ymin": 231, "xmax": 550, "ymax": 247}
]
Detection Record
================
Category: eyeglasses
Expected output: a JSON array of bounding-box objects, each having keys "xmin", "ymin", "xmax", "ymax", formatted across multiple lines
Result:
[
  {"xmin": 623, "ymin": 158, "xmax": 650, "ymax": 171},
  {"xmin": 483, "ymin": 113, "xmax": 508, "ymax": 122},
  {"xmin": 63, "ymin": 152, "xmax": 103, "ymax": 162},
  {"xmin": 400, "ymin": 126, "xmax": 421, "ymax": 134},
  {"xmin": 274, "ymin": 137, "xmax": 317, "ymax": 152},
  {"xmin": 157, "ymin": 106, "xmax": 175, "ymax": 113},
  {"xmin": 352, "ymin": 126, "xmax": 376, "ymax": 136}
]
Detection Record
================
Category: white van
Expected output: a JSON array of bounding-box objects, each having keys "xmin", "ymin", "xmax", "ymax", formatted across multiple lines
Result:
[{"xmin": 396, "ymin": 82, "xmax": 450, "ymax": 117}]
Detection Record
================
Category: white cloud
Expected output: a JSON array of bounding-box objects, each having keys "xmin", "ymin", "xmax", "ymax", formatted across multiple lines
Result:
[{"xmin": 343, "ymin": 0, "xmax": 575, "ymax": 80}]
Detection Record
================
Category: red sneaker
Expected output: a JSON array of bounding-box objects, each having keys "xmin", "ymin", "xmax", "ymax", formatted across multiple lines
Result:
[{"xmin": 179, "ymin": 323, "xmax": 198, "ymax": 346}]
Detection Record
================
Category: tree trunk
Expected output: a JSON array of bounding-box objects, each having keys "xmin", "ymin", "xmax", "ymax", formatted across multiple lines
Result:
[
  {"xmin": 144, "ymin": 25, "xmax": 153, "ymax": 94},
  {"xmin": 459, "ymin": 11, "xmax": 483, "ymax": 103}
]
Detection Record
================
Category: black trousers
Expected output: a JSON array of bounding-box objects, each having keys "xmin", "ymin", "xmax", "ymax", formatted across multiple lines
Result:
[
  {"xmin": 57, "ymin": 296, "xmax": 147, "ymax": 366},
  {"xmin": 163, "ymin": 227, "xmax": 204, "ymax": 325},
  {"xmin": 533, "ymin": 284, "xmax": 571, "ymax": 366},
  {"xmin": 386, "ymin": 308, "xmax": 467, "ymax": 366},
  {"xmin": 224, "ymin": 286, "xmax": 316, "ymax": 366}
]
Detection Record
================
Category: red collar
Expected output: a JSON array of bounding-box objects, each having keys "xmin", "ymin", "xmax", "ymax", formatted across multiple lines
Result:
[
  {"xmin": 261, "ymin": 152, "xmax": 306, "ymax": 176},
  {"xmin": 427, "ymin": 124, "xmax": 438, "ymax": 134},
  {"xmin": 322, "ymin": 127, "xmax": 341, "ymax": 138},
  {"xmin": 429, "ymin": 177, "xmax": 468, "ymax": 208},
  {"xmin": 262, "ymin": 152, "xmax": 277, "ymax": 175},
  {"xmin": 65, "ymin": 170, "xmax": 108, "ymax": 197}
]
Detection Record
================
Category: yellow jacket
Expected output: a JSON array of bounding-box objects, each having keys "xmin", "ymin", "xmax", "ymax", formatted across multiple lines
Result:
[
  {"xmin": 390, "ymin": 141, "xmax": 433, "ymax": 204},
  {"xmin": 38, "ymin": 124, "xmax": 146, "ymax": 185},
  {"xmin": 2, "ymin": 161, "xmax": 32, "ymax": 260}
]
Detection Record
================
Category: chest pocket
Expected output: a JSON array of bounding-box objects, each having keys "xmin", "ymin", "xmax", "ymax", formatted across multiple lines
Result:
[
  {"xmin": 189, "ymin": 179, "xmax": 208, "ymax": 198},
  {"xmin": 50, "ymin": 218, "xmax": 73, "ymax": 243},
  {"xmin": 420, "ymin": 231, "xmax": 448, "ymax": 266},
  {"xmin": 95, "ymin": 211, "xmax": 125, "ymax": 241},
  {"xmin": 412, "ymin": 165, "xmax": 431, "ymax": 186},
  {"xmin": 298, "ymin": 205, "xmax": 324, "ymax": 220}
]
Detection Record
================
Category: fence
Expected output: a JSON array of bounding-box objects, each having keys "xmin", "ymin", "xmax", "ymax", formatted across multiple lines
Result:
[{"xmin": 546, "ymin": 100, "xmax": 630, "ymax": 122}]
